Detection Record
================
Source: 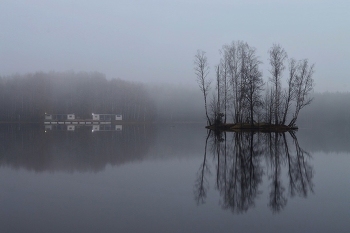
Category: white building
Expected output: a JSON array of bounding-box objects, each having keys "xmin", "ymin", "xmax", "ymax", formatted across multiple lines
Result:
[
  {"xmin": 45, "ymin": 113, "xmax": 75, "ymax": 121},
  {"xmin": 67, "ymin": 114, "xmax": 75, "ymax": 120},
  {"xmin": 115, "ymin": 114, "xmax": 122, "ymax": 120},
  {"xmin": 92, "ymin": 113, "xmax": 122, "ymax": 121},
  {"xmin": 45, "ymin": 114, "xmax": 53, "ymax": 120}
]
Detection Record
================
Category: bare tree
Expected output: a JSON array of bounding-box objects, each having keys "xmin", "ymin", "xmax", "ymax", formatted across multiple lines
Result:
[
  {"xmin": 281, "ymin": 58, "xmax": 298, "ymax": 125},
  {"xmin": 289, "ymin": 59, "xmax": 315, "ymax": 127},
  {"xmin": 220, "ymin": 41, "xmax": 265, "ymax": 126},
  {"xmin": 242, "ymin": 44, "xmax": 264, "ymax": 126},
  {"xmin": 223, "ymin": 41, "xmax": 242, "ymax": 124},
  {"xmin": 197, "ymin": 41, "xmax": 314, "ymax": 129},
  {"xmin": 238, "ymin": 42, "xmax": 249, "ymax": 124},
  {"xmin": 215, "ymin": 64, "xmax": 221, "ymax": 124},
  {"xmin": 263, "ymin": 85, "xmax": 274, "ymax": 124},
  {"xmin": 268, "ymin": 44, "xmax": 288, "ymax": 125},
  {"xmin": 194, "ymin": 50, "xmax": 212, "ymax": 125},
  {"xmin": 209, "ymin": 94, "xmax": 218, "ymax": 125},
  {"xmin": 219, "ymin": 46, "xmax": 231, "ymax": 124}
]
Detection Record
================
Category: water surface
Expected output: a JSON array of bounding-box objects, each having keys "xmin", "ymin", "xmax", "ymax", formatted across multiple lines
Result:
[{"xmin": 0, "ymin": 124, "xmax": 349, "ymax": 233}]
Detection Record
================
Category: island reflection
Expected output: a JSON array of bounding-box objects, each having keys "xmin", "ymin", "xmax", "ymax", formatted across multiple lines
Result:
[{"xmin": 194, "ymin": 130, "xmax": 313, "ymax": 214}]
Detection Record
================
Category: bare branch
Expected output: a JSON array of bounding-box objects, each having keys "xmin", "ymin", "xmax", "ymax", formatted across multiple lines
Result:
[{"xmin": 194, "ymin": 50, "xmax": 212, "ymax": 125}]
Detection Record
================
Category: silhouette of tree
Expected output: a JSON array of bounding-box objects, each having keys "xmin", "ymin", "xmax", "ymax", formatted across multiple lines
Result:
[
  {"xmin": 194, "ymin": 50, "xmax": 212, "ymax": 125},
  {"xmin": 269, "ymin": 44, "xmax": 288, "ymax": 125},
  {"xmin": 289, "ymin": 60, "xmax": 315, "ymax": 127},
  {"xmin": 196, "ymin": 41, "xmax": 314, "ymax": 127}
]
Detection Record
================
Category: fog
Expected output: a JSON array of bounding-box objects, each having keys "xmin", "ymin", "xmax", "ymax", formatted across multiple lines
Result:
[
  {"xmin": 1, "ymin": 1, "xmax": 349, "ymax": 92},
  {"xmin": 0, "ymin": 72, "xmax": 156, "ymax": 122},
  {"xmin": 1, "ymin": 71, "xmax": 349, "ymax": 127}
]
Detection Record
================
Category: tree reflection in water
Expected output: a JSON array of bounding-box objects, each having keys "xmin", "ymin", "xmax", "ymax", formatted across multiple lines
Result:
[{"xmin": 194, "ymin": 130, "xmax": 313, "ymax": 214}]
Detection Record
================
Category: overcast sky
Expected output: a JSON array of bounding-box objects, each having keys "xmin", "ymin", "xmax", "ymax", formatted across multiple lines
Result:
[{"xmin": 1, "ymin": 0, "xmax": 349, "ymax": 92}]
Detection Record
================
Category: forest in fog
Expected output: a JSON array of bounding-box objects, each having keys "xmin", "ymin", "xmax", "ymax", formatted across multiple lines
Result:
[
  {"xmin": 0, "ymin": 71, "xmax": 349, "ymax": 126},
  {"xmin": 0, "ymin": 71, "xmax": 156, "ymax": 122},
  {"xmin": 0, "ymin": 71, "xmax": 206, "ymax": 123},
  {"xmin": 298, "ymin": 92, "xmax": 350, "ymax": 127}
]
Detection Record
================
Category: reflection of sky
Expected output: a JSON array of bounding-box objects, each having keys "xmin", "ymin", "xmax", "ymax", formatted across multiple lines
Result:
[
  {"xmin": 1, "ymin": 150, "xmax": 350, "ymax": 233},
  {"xmin": 296, "ymin": 128, "xmax": 350, "ymax": 153}
]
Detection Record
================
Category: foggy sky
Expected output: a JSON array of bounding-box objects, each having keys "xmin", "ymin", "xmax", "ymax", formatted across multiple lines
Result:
[{"xmin": 1, "ymin": 0, "xmax": 349, "ymax": 92}]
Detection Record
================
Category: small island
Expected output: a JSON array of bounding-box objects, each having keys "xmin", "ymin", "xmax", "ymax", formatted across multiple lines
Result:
[
  {"xmin": 194, "ymin": 41, "xmax": 314, "ymax": 132},
  {"xmin": 206, "ymin": 123, "xmax": 297, "ymax": 132}
]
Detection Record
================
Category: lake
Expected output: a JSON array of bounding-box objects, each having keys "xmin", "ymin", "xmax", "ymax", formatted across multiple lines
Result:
[{"xmin": 0, "ymin": 123, "xmax": 349, "ymax": 233}]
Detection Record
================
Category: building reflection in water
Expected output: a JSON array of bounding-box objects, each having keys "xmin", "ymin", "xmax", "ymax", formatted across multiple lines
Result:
[
  {"xmin": 194, "ymin": 130, "xmax": 313, "ymax": 214},
  {"xmin": 44, "ymin": 124, "xmax": 123, "ymax": 132}
]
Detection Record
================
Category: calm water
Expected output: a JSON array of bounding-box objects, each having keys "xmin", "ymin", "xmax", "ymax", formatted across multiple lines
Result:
[{"xmin": 0, "ymin": 123, "xmax": 349, "ymax": 233}]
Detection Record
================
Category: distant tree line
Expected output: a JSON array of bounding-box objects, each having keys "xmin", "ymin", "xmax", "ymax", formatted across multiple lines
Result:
[
  {"xmin": 298, "ymin": 92, "xmax": 350, "ymax": 127},
  {"xmin": 147, "ymin": 83, "xmax": 205, "ymax": 122},
  {"xmin": 194, "ymin": 41, "xmax": 315, "ymax": 127},
  {"xmin": 0, "ymin": 71, "xmax": 156, "ymax": 122}
]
